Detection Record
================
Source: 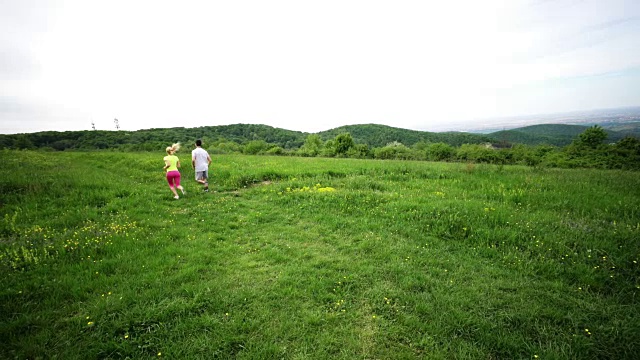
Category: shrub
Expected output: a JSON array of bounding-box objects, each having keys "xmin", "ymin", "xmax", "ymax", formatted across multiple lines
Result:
[
  {"xmin": 265, "ymin": 146, "xmax": 284, "ymax": 155},
  {"xmin": 426, "ymin": 142, "xmax": 455, "ymax": 161},
  {"xmin": 243, "ymin": 140, "xmax": 271, "ymax": 155}
]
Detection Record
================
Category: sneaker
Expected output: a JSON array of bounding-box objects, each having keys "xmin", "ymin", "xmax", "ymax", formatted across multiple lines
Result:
[
  {"xmin": 174, "ymin": 195, "xmax": 179, "ymax": 200},
  {"xmin": 180, "ymin": 188, "xmax": 185, "ymax": 195},
  {"xmin": 204, "ymin": 189, "xmax": 209, "ymax": 193}
]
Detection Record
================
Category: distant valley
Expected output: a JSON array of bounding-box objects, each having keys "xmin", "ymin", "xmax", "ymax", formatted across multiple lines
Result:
[{"xmin": 463, "ymin": 106, "xmax": 640, "ymax": 134}]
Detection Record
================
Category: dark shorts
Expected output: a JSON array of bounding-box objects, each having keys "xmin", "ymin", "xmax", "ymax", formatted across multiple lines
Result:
[{"xmin": 195, "ymin": 170, "xmax": 208, "ymax": 181}]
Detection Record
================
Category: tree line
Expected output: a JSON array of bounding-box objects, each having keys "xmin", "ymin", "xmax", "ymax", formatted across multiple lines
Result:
[
  {"xmin": 1, "ymin": 124, "xmax": 639, "ymax": 170},
  {"xmin": 293, "ymin": 126, "xmax": 640, "ymax": 170}
]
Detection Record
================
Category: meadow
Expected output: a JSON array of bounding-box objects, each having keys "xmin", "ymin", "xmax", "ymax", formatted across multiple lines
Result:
[{"xmin": 1, "ymin": 150, "xmax": 639, "ymax": 359}]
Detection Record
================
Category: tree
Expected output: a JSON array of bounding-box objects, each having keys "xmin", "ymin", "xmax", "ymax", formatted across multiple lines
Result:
[
  {"xmin": 299, "ymin": 134, "xmax": 323, "ymax": 156},
  {"xmin": 215, "ymin": 141, "xmax": 241, "ymax": 154},
  {"xmin": 243, "ymin": 140, "xmax": 270, "ymax": 155},
  {"xmin": 321, "ymin": 140, "xmax": 337, "ymax": 157},
  {"xmin": 347, "ymin": 143, "xmax": 370, "ymax": 159},
  {"xmin": 51, "ymin": 139, "xmax": 75, "ymax": 151},
  {"xmin": 611, "ymin": 137, "xmax": 640, "ymax": 170},
  {"xmin": 265, "ymin": 146, "xmax": 284, "ymax": 155},
  {"xmin": 426, "ymin": 142, "xmax": 455, "ymax": 161},
  {"xmin": 574, "ymin": 125, "xmax": 607, "ymax": 149},
  {"xmin": 0, "ymin": 135, "xmax": 12, "ymax": 149},
  {"xmin": 373, "ymin": 142, "xmax": 411, "ymax": 160},
  {"xmin": 456, "ymin": 143, "xmax": 502, "ymax": 163},
  {"xmin": 14, "ymin": 135, "xmax": 35, "ymax": 150},
  {"xmin": 334, "ymin": 133, "xmax": 354, "ymax": 156}
]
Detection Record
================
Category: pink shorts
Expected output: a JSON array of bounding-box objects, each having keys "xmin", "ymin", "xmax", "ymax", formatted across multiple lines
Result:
[{"xmin": 166, "ymin": 170, "xmax": 181, "ymax": 188}]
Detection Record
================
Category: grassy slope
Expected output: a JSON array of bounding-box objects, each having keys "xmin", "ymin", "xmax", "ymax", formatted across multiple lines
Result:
[{"xmin": 1, "ymin": 151, "xmax": 640, "ymax": 359}]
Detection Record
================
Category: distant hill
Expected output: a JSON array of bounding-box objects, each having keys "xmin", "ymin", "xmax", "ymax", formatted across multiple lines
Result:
[
  {"xmin": 2, "ymin": 122, "xmax": 637, "ymax": 151},
  {"xmin": 317, "ymin": 124, "xmax": 493, "ymax": 147},
  {"xmin": 190, "ymin": 124, "xmax": 306, "ymax": 148},
  {"xmin": 0, "ymin": 124, "xmax": 307, "ymax": 151},
  {"xmin": 0, "ymin": 123, "xmax": 496, "ymax": 151},
  {"xmin": 489, "ymin": 124, "xmax": 632, "ymax": 146},
  {"xmin": 600, "ymin": 121, "xmax": 640, "ymax": 136}
]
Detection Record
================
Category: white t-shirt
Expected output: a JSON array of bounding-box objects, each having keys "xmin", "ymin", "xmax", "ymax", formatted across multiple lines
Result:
[{"xmin": 192, "ymin": 147, "xmax": 210, "ymax": 172}]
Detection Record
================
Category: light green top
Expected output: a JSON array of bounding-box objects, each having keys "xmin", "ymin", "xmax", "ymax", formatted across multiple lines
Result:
[{"xmin": 164, "ymin": 155, "xmax": 179, "ymax": 172}]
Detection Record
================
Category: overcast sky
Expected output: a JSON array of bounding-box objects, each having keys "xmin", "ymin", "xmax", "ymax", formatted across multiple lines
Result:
[{"xmin": 2, "ymin": 0, "xmax": 640, "ymax": 134}]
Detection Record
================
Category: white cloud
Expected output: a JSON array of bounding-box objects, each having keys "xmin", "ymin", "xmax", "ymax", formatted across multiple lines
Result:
[{"xmin": 1, "ymin": 0, "xmax": 639, "ymax": 133}]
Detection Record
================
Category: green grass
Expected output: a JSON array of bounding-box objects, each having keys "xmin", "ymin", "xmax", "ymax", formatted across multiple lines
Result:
[{"xmin": 1, "ymin": 150, "xmax": 639, "ymax": 359}]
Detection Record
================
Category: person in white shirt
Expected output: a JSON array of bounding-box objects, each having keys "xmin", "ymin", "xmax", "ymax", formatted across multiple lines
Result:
[{"xmin": 191, "ymin": 139, "xmax": 212, "ymax": 192}]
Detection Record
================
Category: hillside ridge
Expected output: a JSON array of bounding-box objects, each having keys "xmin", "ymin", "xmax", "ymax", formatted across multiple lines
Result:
[{"xmin": 1, "ymin": 121, "xmax": 639, "ymax": 150}]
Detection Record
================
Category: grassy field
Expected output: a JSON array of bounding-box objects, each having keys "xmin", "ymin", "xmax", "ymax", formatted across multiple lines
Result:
[{"xmin": 1, "ymin": 150, "xmax": 639, "ymax": 359}]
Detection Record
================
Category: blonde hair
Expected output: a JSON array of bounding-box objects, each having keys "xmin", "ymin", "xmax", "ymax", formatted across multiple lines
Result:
[{"xmin": 166, "ymin": 143, "xmax": 181, "ymax": 155}]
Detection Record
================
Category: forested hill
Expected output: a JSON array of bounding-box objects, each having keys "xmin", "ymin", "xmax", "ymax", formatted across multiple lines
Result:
[
  {"xmin": 317, "ymin": 124, "xmax": 493, "ymax": 147},
  {"xmin": 2, "ymin": 122, "xmax": 638, "ymax": 151},
  {"xmin": 0, "ymin": 123, "xmax": 493, "ymax": 151},
  {"xmin": 488, "ymin": 124, "xmax": 630, "ymax": 146},
  {"xmin": 0, "ymin": 124, "xmax": 307, "ymax": 151}
]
